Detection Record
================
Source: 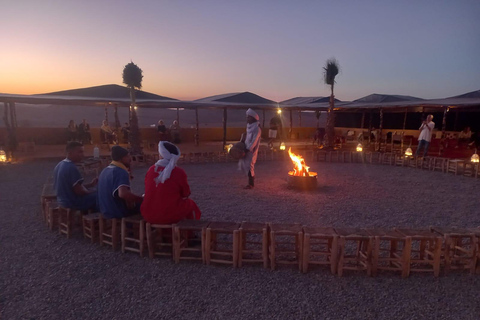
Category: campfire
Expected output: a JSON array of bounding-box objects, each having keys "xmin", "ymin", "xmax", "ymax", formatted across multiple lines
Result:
[{"xmin": 287, "ymin": 148, "xmax": 317, "ymax": 190}]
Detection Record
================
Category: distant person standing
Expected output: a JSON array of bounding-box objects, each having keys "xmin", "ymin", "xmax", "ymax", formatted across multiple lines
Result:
[
  {"xmin": 78, "ymin": 119, "xmax": 92, "ymax": 144},
  {"xmin": 415, "ymin": 114, "xmax": 435, "ymax": 157},
  {"xmin": 170, "ymin": 120, "xmax": 181, "ymax": 143},
  {"xmin": 121, "ymin": 122, "xmax": 130, "ymax": 143},
  {"xmin": 268, "ymin": 117, "xmax": 278, "ymax": 149},
  {"xmin": 66, "ymin": 120, "xmax": 77, "ymax": 142},
  {"xmin": 239, "ymin": 108, "xmax": 262, "ymax": 189},
  {"xmin": 157, "ymin": 120, "xmax": 168, "ymax": 141}
]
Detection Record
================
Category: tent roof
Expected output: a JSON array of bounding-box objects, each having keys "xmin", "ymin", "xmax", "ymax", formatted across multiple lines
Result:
[
  {"xmin": 194, "ymin": 92, "xmax": 277, "ymax": 105},
  {"xmin": 41, "ymin": 84, "xmax": 177, "ymax": 101}
]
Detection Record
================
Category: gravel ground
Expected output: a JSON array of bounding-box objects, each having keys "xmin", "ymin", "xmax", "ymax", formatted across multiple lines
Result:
[{"xmin": 1, "ymin": 158, "xmax": 479, "ymax": 320}]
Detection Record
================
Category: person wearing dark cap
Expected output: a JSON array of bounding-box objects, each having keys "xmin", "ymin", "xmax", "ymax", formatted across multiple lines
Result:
[
  {"xmin": 97, "ymin": 146, "xmax": 143, "ymax": 219},
  {"xmin": 141, "ymin": 141, "xmax": 201, "ymax": 224}
]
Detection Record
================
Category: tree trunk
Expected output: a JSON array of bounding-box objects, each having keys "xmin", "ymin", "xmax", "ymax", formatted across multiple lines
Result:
[
  {"xmin": 325, "ymin": 84, "xmax": 336, "ymax": 149},
  {"xmin": 129, "ymin": 87, "xmax": 142, "ymax": 154},
  {"xmin": 114, "ymin": 105, "xmax": 121, "ymax": 131}
]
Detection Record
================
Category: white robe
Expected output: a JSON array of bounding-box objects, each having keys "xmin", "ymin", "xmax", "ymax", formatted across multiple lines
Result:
[{"xmin": 238, "ymin": 123, "xmax": 261, "ymax": 176}]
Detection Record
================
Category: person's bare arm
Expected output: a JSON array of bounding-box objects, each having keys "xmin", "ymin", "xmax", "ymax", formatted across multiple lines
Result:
[
  {"xmin": 73, "ymin": 182, "xmax": 94, "ymax": 195},
  {"xmin": 118, "ymin": 186, "xmax": 143, "ymax": 204},
  {"xmin": 84, "ymin": 178, "xmax": 98, "ymax": 188}
]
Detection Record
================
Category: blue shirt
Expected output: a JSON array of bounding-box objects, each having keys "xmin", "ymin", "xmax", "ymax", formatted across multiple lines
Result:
[
  {"xmin": 53, "ymin": 159, "xmax": 84, "ymax": 208},
  {"xmin": 97, "ymin": 165, "xmax": 130, "ymax": 219}
]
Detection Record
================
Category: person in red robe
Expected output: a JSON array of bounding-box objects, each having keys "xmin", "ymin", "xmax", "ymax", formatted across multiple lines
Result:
[{"xmin": 141, "ymin": 141, "xmax": 201, "ymax": 224}]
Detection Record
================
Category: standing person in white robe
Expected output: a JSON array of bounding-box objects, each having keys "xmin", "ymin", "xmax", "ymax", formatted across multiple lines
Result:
[{"xmin": 239, "ymin": 108, "xmax": 262, "ymax": 189}]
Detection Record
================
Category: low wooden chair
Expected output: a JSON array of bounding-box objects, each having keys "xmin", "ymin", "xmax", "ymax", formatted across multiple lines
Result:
[
  {"xmin": 46, "ymin": 200, "xmax": 59, "ymax": 230},
  {"xmin": 58, "ymin": 207, "xmax": 79, "ymax": 238},
  {"xmin": 420, "ymin": 156, "xmax": 433, "ymax": 170},
  {"xmin": 395, "ymin": 228, "xmax": 442, "ymax": 277},
  {"xmin": 121, "ymin": 215, "xmax": 145, "ymax": 256},
  {"xmin": 238, "ymin": 222, "xmax": 269, "ymax": 268},
  {"xmin": 268, "ymin": 223, "xmax": 303, "ymax": 271},
  {"xmin": 368, "ymin": 229, "xmax": 410, "ymax": 277},
  {"xmin": 205, "ymin": 221, "xmax": 240, "ymax": 267},
  {"xmin": 431, "ymin": 157, "xmax": 448, "ymax": 173},
  {"xmin": 394, "ymin": 154, "xmax": 409, "ymax": 167},
  {"xmin": 335, "ymin": 228, "xmax": 373, "ymax": 277},
  {"xmin": 40, "ymin": 183, "xmax": 56, "ymax": 221},
  {"xmin": 341, "ymin": 151, "xmax": 353, "ymax": 163},
  {"xmin": 302, "ymin": 227, "xmax": 338, "ymax": 274},
  {"xmin": 146, "ymin": 222, "xmax": 175, "ymax": 259},
  {"xmin": 366, "ymin": 152, "xmax": 381, "ymax": 164},
  {"xmin": 99, "ymin": 216, "xmax": 120, "ymax": 250},
  {"xmin": 328, "ymin": 151, "xmax": 341, "ymax": 162},
  {"xmin": 447, "ymin": 159, "xmax": 464, "ymax": 175},
  {"xmin": 380, "ymin": 152, "xmax": 394, "ymax": 165},
  {"xmin": 430, "ymin": 226, "xmax": 478, "ymax": 274},
  {"xmin": 316, "ymin": 150, "xmax": 327, "ymax": 162},
  {"xmin": 82, "ymin": 213, "xmax": 101, "ymax": 243},
  {"xmin": 173, "ymin": 220, "xmax": 210, "ymax": 264}
]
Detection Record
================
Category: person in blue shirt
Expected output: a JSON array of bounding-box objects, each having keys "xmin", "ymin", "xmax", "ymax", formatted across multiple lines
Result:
[
  {"xmin": 53, "ymin": 141, "xmax": 98, "ymax": 211},
  {"xmin": 97, "ymin": 146, "xmax": 143, "ymax": 219}
]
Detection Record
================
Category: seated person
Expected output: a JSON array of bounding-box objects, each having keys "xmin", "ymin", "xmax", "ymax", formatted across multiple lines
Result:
[
  {"xmin": 157, "ymin": 120, "xmax": 169, "ymax": 141},
  {"xmin": 66, "ymin": 120, "xmax": 77, "ymax": 142},
  {"xmin": 141, "ymin": 141, "xmax": 201, "ymax": 224},
  {"xmin": 100, "ymin": 120, "xmax": 118, "ymax": 144},
  {"xmin": 170, "ymin": 120, "xmax": 181, "ymax": 143},
  {"xmin": 121, "ymin": 122, "xmax": 130, "ymax": 143},
  {"xmin": 53, "ymin": 141, "xmax": 97, "ymax": 211},
  {"xmin": 97, "ymin": 146, "xmax": 143, "ymax": 219},
  {"xmin": 77, "ymin": 119, "xmax": 92, "ymax": 144},
  {"xmin": 456, "ymin": 127, "xmax": 472, "ymax": 148}
]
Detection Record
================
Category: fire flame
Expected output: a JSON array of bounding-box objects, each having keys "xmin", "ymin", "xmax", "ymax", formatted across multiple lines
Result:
[{"xmin": 288, "ymin": 148, "xmax": 311, "ymax": 176}]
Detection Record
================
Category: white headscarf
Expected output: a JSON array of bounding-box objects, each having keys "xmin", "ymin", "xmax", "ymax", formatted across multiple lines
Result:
[
  {"xmin": 246, "ymin": 108, "xmax": 259, "ymax": 121},
  {"xmin": 154, "ymin": 141, "xmax": 181, "ymax": 185}
]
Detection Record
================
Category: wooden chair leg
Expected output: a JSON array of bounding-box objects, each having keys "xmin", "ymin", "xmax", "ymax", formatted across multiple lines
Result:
[
  {"xmin": 331, "ymin": 236, "xmax": 338, "ymax": 275},
  {"xmin": 302, "ymin": 233, "xmax": 310, "ymax": 273},
  {"xmin": 402, "ymin": 237, "xmax": 412, "ymax": 278},
  {"xmin": 262, "ymin": 228, "xmax": 269, "ymax": 269},
  {"xmin": 139, "ymin": 220, "xmax": 145, "ymax": 257},
  {"xmin": 233, "ymin": 230, "xmax": 239, "ymax": 268},
  {"xmin": 205, "ymin": 228, "xmax": 211, "ymax": 265},
  {"xmin": 433, "ymin": 238, "xmax": 442, "ymax": 277},
  {"xmin": 238, "ymin": 230, "xmax": 243, "ymax": 268},
  {"xmin": 121, "ymin": 219, "xmax": 126, "ymax": 253},
  {"xmin": 270, "ymin": 231, "xmax": 276, "ymax": 270}
]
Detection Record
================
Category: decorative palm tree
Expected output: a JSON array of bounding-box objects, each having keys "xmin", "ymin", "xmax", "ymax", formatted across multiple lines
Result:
[
  {"xmin": 122, "ymin": 61, "xmax": 143, "ymax": 154},
  {"xmin": 323, "ymin": 58, "xmax": 340, "ymax": 149}
]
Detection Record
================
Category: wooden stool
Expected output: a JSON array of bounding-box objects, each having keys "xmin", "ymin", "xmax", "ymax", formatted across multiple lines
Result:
[
  {"xmin": 431, "ymin": 157, "xmax": 447, "ymax": 173},
  {"xmin": 302, "ymin": 227, "xmax": 338, "ymax": 274},
  {"xmin": 335, "ymin": 228, "xmax": 373, "ymax": 277},
  {"xmin": 463, "ymin": 162, "xmax": 478, "ymax": 178},
  {"xmin": 46, "ymin": 200, "xmax": 59, "ymax": 230},
  {"xmin": 40, "ymin": 183, "xmax": 56, "ymax": 221},
  {"xmin": 238, "ymin": 222, "xmax": 269, "ymax": 268},
  {"xmin": 99, "ymin": 216, "xmax": 120, "ymax": 250},
  {"xmin": 82, "ymin": 213, "xmax": 101, "ymax": 243},
  {"xmin": 368, "ymin": 229, "xmax": 410, "ymax": 277},
  {"xmin": 380, "ymin": 153, "xmax": 394, "ymax": 165},
  {"xmin": 394, "ymin": 154, "xmax": 409, "ymax": 167},
  {"xmin": 58, "ymin": 207, "xmax": 78, "ymax": 238},
  {"xmin": 408, "ymin": 156, "xmax": 422, "ymax": 169},
  {"xmin": 146, "ymin": 223, "xmax": 175, "ymax": 259},
  {"xmin": 447, "ymin": 159, "xmax": 464, "ymax": 175},
  {"xmin": 395, "ymin": 228, "xmax": 442, "ymax": 277},
  {"xmin": 430, "ymin": 227, "xmax": 478, "ymax": 274},
  {"xmin": 268, "ymin": 223, "xmax": 303, "ymax": 271},
  {"xmin": 367, "ymin": 152, "xmax": 381, "ymax": 164},
  {"xmin": 205, "ymin": 222, "xmax": 240, "ymax": 267},
  {"xmin": 316, "ymin": 150, "xmax": 327, "ymax": 162},
  {"xmin": 342, "ymin": 151, "xmax": 352, "ymax": 163},
  {"xmin": 173, "ymin": 220, "xmax": 210, "ymax": 264},
  {"xmin": 420, "ymin": 156, "xmax": 433, "ymax": 170},
  {"xmin": 121, "ymin": 215, "xmax": 145, "ymax": 256}
]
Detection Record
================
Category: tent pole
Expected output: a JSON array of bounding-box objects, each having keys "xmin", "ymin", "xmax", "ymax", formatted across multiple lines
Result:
[
  {"xmin": 361, "ymin": 111, "xmax": 365, "ymax": 129},
  {"xmin": 440, "ymin": 106, "xmax": 448, "ymax": 156},
  {"xmin": 262, "ymin": 109, "xmax": 265, "ymax": 129},
  {"xmin": 195, "ymin": 107, "xmax": 199, "ymax": 146},
  {"xmin": 402, "ymin": 107, "xmax": 408, "ymax": 152},
  {"xmin": 454, "ymin": 109, "xmax": 459, "ymax": 131},
  {"xmin": 222, "ymin": 107, "xmax": 227, "ymax": 151},
  {"xmin": 298, "ymin": 110, "xmax": 302, "ymax": 127},
  {"xmin": 104, "ymin": 104, "xmax": 109, "ymax": 123},
  {"xmin": 176, "ymin": 108, "xmax": 180, "ymax": 124},
  {"xmin": 289, "ymin": 110, "xmax": 293, "ymax": 139},
  {"xmin": 378, "ymin": 108, "xmax": 383, "ymax": 151},
  {"xmin": 368, "ymin": 110, "xmax": 373, "ymax": 146}
]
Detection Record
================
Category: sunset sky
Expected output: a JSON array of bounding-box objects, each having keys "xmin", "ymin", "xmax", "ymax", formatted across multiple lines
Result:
[{"xmin": 2, "ymin": 0, "xmax": 479, "ymax": 101}]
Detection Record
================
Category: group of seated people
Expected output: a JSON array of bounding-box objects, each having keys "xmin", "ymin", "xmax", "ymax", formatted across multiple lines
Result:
[
  {"xmin": 157, "ymin": 120, "xmax": 181, "ymax": 144},
  {"xmin": 66, "ymin": 119, "xmax": 92, "ymax": 144},
  {"xmin": 53, "ymin": 141, "xmax": 201, "ymax": 225}
]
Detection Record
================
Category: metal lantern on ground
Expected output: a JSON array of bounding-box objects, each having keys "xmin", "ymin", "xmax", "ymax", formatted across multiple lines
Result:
[
  {"xmin": 471, "ymin": 149, "xmax": 479, "ymax": 163},
  {"xmin": 356, "ymin": 143, "xmax": 363, "ymax": 152},
  {"xmin": 280, "ymin": 142, "xmax": 286, "ymax": 151},
  {"xmin": 0, "ymin": 149, "xmax": 6, "ymax": 162},
  {"xmin": 405, "ymin": 147, "xmax": 413, "ymax": 157}
]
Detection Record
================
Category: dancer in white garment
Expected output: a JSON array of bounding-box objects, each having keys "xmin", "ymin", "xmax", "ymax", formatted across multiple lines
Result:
[{"xmin": 238, "ymin": 108, "xmax": 262, "ymax": 189}]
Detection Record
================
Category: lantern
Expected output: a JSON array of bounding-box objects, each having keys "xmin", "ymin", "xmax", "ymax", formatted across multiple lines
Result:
[
  {"xmin": 471, "ymin": 149, "xmax": 479, "ymax": 163},
  {"xmin": 356, "ymin": 143, "xmax": 363, "ymax": 152},
  {"xmin": 405, "ymin": 147, "xmax": 413, "ymax": 157},
  {"xmin": 225, "ymin": 144, "xmax": 233, "ymax": 153},
  {"xmin": 280, "ymin": 142, "xmax": 286, "ymax": 151},
  {"xmin": 277, "ymin": 108, "xmax": 282, "ymax": 114},
  {"xmin": 0, "ymin": 149, "xmax": 6, "ymax": 163}
]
